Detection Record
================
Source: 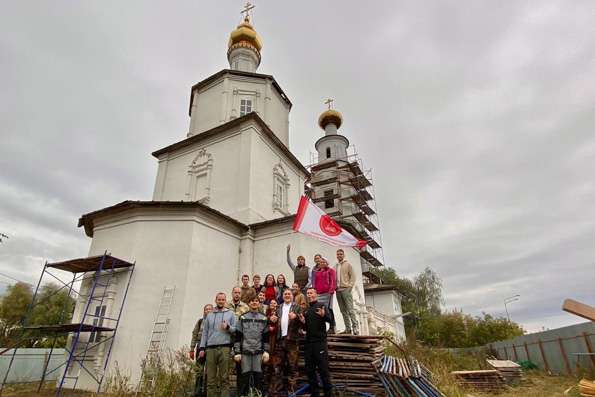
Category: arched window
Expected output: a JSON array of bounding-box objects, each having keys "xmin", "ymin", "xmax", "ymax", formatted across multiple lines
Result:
[
  {"xmin": 186, "ymin": 149, "xmax": 213, "ymax": 203},
  {"xmin": 273, "ymin": 163, "xmax": 290, "ymax": 214},
  {"xmin": 326, "ymin": 147, "xmax": 332, "ymax": 159}
]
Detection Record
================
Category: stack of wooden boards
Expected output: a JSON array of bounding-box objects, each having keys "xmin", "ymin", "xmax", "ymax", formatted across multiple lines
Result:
[
  {"xmin": 374, "ymin": 354, "xmax": 445, "ymax": 397},
  {"xmin": 296, "ymin": 334, "xmax": 447, "ymax": 396},
  {"xmin": 487, "ymin": 359, "xmax": 522, "ymax": 384},
  {"xmin": 451, "ymin": 370, "xmax": 506, "ymax": 392},
  {"xmin": 298, "ymin": 334, "xmax": 386, "ymax": 395},
  {"xmin": 325, "ymin": 334, "xmax": 386, "ymax": 394},
  {"xmin": 579, "ymin": 379, "xmax": 595, "ymax": 397}
]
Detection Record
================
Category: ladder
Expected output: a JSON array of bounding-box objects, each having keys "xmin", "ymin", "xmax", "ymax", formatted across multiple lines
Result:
[
  {"xmin": 137, "ymin": 286, "xmax": 176, "ymax": 393},
  {"xmin": 146, "ymin": 286, "xmax": 175, "ymax": 357}
]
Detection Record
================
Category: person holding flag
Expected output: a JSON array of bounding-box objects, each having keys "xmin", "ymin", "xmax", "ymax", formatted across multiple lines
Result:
[{"xmin": 311, "ymin": 256, "xmax": 336, "ymax": 334}]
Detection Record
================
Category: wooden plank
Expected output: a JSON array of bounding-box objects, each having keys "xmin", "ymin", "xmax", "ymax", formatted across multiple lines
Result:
[{"xmin": 562, "ymin": 299, "xmax": 595, "ymax": 321}]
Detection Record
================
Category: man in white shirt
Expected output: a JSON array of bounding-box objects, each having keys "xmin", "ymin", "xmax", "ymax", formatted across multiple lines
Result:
[{"xmin": 269, "ymin": 289, "xmax": 301, "ymax": 395}]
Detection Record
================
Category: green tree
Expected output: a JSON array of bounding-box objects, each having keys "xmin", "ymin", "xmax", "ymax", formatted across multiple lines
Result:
[
  {"xmin": 468, "ymin": 313, "xmax": 524, "ymax": 346},
  {"xmin": 0, "ymin": 282, "xmax": 33, "ymax": 345},
  {"xmin": 374, "ymin": 267, "xmax": 523, "ymax": 347},
  {"xmin": 0, "ymin": 282, "xmax": 75, "ymax": 347},
  {"xmin": 29, "ymin": 284, "xmax": 76, "ymax": 347},
  {"xmin": 414, "ymin": 267, "xmax": 443, "ymax": 316}
]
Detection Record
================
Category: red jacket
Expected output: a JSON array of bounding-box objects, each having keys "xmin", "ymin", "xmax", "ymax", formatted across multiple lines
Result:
[{"xmin": 313, "ymin": 267, "xmax": 336, "ymax": 295}]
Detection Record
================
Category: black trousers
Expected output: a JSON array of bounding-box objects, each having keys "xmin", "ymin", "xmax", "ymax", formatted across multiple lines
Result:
[
  {"xmin": 304, "ymin": 341, "xmax": 332, "ymax": 397},
  {"xmin": 238, "ymin": 371, "xmax": 263, "ymax": 397}
]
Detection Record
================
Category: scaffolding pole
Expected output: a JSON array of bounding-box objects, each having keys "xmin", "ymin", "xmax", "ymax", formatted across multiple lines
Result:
[{"xmin": 0, "ymin": 253, "xmax": 135, "ymax": 397}]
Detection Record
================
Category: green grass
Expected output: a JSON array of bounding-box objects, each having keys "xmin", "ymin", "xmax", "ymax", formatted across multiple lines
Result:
[{"xmin": 389, "ymin": 341, "xmax": 585, "ymax": 397}]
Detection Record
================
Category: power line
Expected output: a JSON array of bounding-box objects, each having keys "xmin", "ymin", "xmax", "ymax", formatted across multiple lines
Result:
[{"xmin": 0, "ymin": 271, "xmax": 33, "ymax": 286}]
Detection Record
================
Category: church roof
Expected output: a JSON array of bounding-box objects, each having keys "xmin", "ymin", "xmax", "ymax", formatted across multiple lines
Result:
[
  {"xmin": 250, "ymin": 214, "xmax": 296, "ymax": 229},
  {"xmin": 78, "ymin": 200, "xmax": 249, "ymax": 238},
  {"xmin": 78, "ymin": 200, "xmax": 300, "ymax": 238},
  {"xmin": 363, "ymin": 283, "xmax": 399, "ymax": 293},
  {"xmin": 152, "ymin": 112, "xmax": 309, "ymax": 177},
  {"xmin": 188, "ymin": 69, "xmax": 292, "ymax": 116}
]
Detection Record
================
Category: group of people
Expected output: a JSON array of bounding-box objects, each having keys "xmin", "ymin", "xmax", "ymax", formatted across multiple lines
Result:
[{"xmin": 190, "ymin": 247, "xmax": 359, "ymax": 397}]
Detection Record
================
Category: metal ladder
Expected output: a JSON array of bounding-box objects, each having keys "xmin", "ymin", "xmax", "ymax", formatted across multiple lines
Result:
[{"xmin": 137, "ymin": 286, "xmax": 175, "ymax": 392}]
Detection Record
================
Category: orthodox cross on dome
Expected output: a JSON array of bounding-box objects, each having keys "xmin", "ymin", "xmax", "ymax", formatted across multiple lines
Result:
[
  {"xmin": 241, "ymin": 2, "xmax": 255, "ymax": 23},
  {"xmin": 324, "ymin": 98, "xmax": 334, "ymax": 110}
]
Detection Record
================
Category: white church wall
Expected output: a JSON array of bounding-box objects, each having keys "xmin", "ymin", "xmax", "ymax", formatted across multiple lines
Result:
[
  {"xmin": 153, "ymin": 120, "xmax": 304, "ymax": 225},
  {"xmin": 188, "ymin": 73, "xmax": 290, "ymax": 146},
  {"xmin": 247, "ymin": 132, "xmax": 304, "ymax": 223},
  {"xmin": 189, "ymin": 78, "xmax": 225, "ymax": 136},
  {"xmin": 178, "ymin": 217, "xmax": 242, "ymax": 349},
  {"xmin": 152, "ymin": 130, "xmax": 250, "ymax": 221},
  {"xmin": 263, "ymin": 82, "xmax": 290, "ymax": 146},
  {"xmin": 69, "ymin": 210, "xmax": 243, "ymax": 391}
]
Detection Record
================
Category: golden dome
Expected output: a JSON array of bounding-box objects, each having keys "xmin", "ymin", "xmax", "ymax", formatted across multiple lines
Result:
[
  {"xmin": 228, "ymin": 19, "xmax": 263, "ymax": 55},
  {"xmin": 318, "ymin": 109, "xmax": 343, "ymax": 130}
]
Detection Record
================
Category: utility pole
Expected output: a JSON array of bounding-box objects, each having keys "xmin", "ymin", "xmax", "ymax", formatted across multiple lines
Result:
[{"xmin": 504, "ymin": 294, "xmax": 520, "ymax": 322}]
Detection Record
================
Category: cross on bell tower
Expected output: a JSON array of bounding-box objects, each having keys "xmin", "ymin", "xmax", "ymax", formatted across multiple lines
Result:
[
  {"xmin": 241, "ymin": 2, "xmax": 255, "ymax": 23},
  {"xmin": 324, "ymin": 98, "xmax": 334, "ymax": 110}
]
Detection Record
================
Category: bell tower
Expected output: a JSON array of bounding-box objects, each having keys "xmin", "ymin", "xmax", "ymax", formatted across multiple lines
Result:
[{"xmin": 307, "ymin": 100, "xmax": 385, "ymax": 279}]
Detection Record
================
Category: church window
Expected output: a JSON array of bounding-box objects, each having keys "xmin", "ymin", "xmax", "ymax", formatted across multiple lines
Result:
[
  {"xmin": 89, "ymin": 305, "xmax": 107, "ymax": 343},
  {"xmin": 273, "ymin": 163, "xmax": 290, "ymax": 214},
  {"xmin": 186, "ymin": 149, "xmax": 213, "ymax": 204},
  {"xmin": 324, "ymin": 189, "xmax": 334, "ymax": 209},
  {"xmin": 240, "ymin": 99, "xmax": 252, "ymax": 116},
  {"xmin": 326, "ymin": 147, "xmax": 332, "ymax": 159}
]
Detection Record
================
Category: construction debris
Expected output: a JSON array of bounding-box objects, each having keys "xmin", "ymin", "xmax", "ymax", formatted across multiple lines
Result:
[
  {"xmin": 297, "ymin": 335, "xmax": 446, "ymax": 396},
  {"xmin": 487, "ymin": 359, "xmax": 522, "ymax": 385},
  {"xmin": 451, "ymin": 369, "xmax": 506, "ymax": 392},
  {"xmin": 374, "ymin": 354, "xmax": 445, "ymax": 397},
  {"xmin": 579, "ymin": 378, "xmax": 595, "ymax": 396},
  {"xmin": 562, "ymin": 299, "xmax": 595, "ymax": 322},
  {"xmin": 298, "ymin": 334, "xmax": 385, "ymax": 395}
]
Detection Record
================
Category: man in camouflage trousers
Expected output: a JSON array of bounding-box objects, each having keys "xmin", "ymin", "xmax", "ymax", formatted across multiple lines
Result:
[
  {"xmin": 269, "ymin": 289, "xmax": 302, "ymax": 396},
  {"xmin": 190, "ymin": 304, "xmax": 213, "ymax": 397},
  {"xmin": 225, "ymin": 286, "xmax": 249, "ymax": 393}
]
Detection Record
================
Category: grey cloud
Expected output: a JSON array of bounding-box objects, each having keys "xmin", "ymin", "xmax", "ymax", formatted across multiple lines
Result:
[{"xmin": 1, "ymin": 0, "xmax": 594, "ymax": 333}]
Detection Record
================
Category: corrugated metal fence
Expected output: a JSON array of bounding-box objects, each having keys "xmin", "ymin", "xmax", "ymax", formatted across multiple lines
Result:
[
  {"xmin": 487, "ymin": 322, "xmax": 594, "ymax": 376},
  {"xmin": 0, "ymin": 348, "xmax": 65, "ymax": 384}
]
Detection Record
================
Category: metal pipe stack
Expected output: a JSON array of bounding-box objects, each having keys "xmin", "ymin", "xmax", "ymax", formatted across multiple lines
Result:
[{"xmin": 373, "ymin": 354, "xmax": 446, "ymax": 397}]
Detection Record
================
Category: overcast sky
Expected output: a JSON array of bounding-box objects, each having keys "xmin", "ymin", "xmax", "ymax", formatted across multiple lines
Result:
[{"xmin": 1, "ymin": 1, "xmax": 594, "ymax": 333}]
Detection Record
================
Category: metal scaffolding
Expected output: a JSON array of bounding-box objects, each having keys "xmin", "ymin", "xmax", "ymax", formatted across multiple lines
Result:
[
  {"xmin": 0, "ymin": 253, "xmax": 135, "ymax": 396},
  {"xmin": 306, "ymin": 146, "xmax": 385, "ymax": 284}
]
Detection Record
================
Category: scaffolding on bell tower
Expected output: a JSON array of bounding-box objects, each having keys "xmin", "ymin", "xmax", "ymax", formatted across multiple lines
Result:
[{"xmin": 306, "ymin": 145, "xmax": 385, "ymax": 284}]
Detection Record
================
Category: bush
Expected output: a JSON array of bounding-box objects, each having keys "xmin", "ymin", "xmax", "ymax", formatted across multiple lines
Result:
[{"xmin": 105, "ymin": 348, "xmax": 196, "ymax": 396}]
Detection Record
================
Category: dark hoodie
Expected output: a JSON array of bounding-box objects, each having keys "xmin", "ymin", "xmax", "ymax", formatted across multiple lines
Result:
[{"xmin": 302, "ymin": 300, "xmax": 331, "ymax": 343}]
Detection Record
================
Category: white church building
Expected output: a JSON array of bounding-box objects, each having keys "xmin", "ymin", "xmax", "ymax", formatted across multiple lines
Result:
[{"xmin": 65, "ymin": 9, "xmax": 405, "ymax": 391}]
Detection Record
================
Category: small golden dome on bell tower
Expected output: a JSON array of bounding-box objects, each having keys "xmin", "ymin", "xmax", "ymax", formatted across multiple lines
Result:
[{"xmin": 318, "ymin": 98, "xmax": 343, "ymax": 130}]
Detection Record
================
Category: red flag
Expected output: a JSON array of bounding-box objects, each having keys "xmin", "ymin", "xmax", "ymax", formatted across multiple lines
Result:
[{"xmin": 292, "ymin": 196, "xmax": 367, "ymax": 249}]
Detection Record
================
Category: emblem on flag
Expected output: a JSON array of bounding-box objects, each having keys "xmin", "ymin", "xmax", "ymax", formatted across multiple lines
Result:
[{"xmin": 292, "ymin": 196, "xmax": 367, "ymax": 249}]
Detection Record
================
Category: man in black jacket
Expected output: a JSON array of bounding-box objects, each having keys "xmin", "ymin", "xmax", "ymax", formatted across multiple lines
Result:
[{"xmin": 299, "ymin": 287, "xmax": 332, "ymax": 397}]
